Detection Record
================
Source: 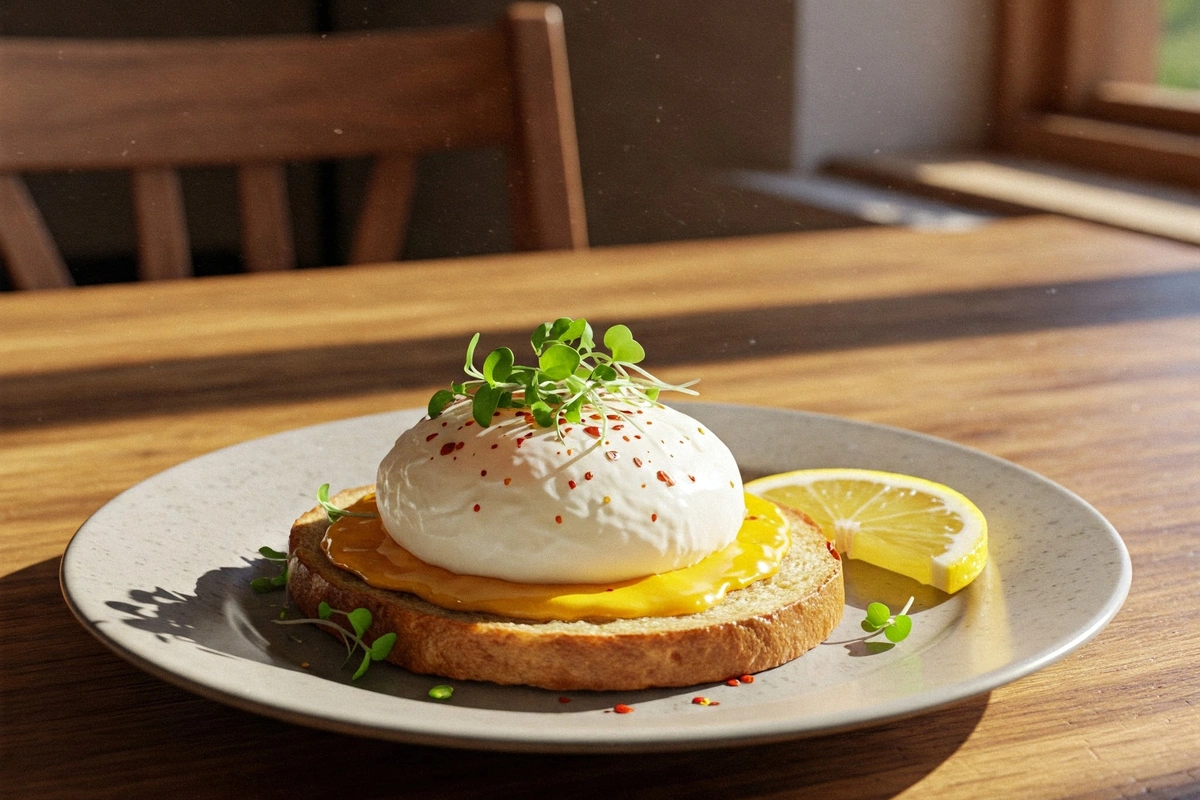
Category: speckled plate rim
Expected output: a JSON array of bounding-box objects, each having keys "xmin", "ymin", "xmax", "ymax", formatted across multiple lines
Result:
[{"xmin": 60, "ymin": 403, "xmax": 1131, "ymax": 752}]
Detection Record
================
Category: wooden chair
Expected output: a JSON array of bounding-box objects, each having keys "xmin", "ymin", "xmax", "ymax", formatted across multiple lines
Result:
[{"xmin": 0, "ymin": 2, "xmax": 588, "ymax": 290}]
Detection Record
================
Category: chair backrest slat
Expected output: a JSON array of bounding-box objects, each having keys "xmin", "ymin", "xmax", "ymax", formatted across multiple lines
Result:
[
  {"xmin": 350, "ymin": 155, "xmax": 418, "ymax": 265},
  {"xmin": 131, "ymin": 167, "xmax": 192, "ymax": 281},
  {"xmin": 0, "ymin": 32, "xmax": 514, "ymax": 171},
  {"xmin": 0, "ymin": 174, "xmax": 72, "ymax": 289},
  {"xmin": 238, "ymin": 163, "xmax": 295, "ymax": 272},
  {"xmin": 505, "ymin": 3, "xmax": 588, "ymax": 251}
]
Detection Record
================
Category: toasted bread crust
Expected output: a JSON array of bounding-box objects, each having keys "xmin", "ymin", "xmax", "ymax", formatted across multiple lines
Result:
[{"xmin": 288, "ymin": 486, "xmax": 844, "ymax": 691}]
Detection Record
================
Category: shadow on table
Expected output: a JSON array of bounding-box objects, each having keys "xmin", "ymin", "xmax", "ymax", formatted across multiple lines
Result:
[
  {"xmin": 5, "ymin": 268, "xmax": 1199, "ymax": 430},
  {"xmin": 5, "ymin": 555, "xmax": 985, "ymax": 798}
]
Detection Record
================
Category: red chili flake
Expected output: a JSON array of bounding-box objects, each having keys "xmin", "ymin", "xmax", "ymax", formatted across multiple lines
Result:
[
  {"xmin": 636, "ymin": 410, "xmax": 644, "ymax": 414},
  {"xmin": 612, "ymin": 424, "xmax": 624, "ymax": 431},
  {"xmin": 442, "ymin": 421, "xmax": 448, "ymax": 427},
  {"xmin": 725, "ymin": 678, "xmax": 741, "ymax": 687},
  {"xmin": 439, "ymin": 442, "xmax": 456, "ymax": 456},
  {"xmin": 651, "ymin": 513, "xmax": 658, "ymax": 522},
  {"xmin": 555, "ymin": 515, "xmax": 563, "ymax": 524},
  {"xmin": 563, "ymin": 427, "xmax": 573, "ymax": 435},
  {"xmin": 504, "ymin": 477, "xmax": 512, "ymax": 486},
  {"xmin": 634, "ymin": 434, "xmax": 642, "ymax": 440},
  {"xmin": 746, "ymin": 515, "xmax": 759, "ymax": 520},
  {"xmin": 558, "ymin": 697, "xmax": 571, "ymax": 704},
  {"xmin": 606, "ymin": 414, "xmax": 621, "ymax": 420},
  {"xmin": 826, "ymin": 541, "xmax": 841, "ymax": 560},
  {"xmin": 656, "ymin": 470, "xmax": 675, "ymax": 487},
  {"xmin": 740, "ymin": 674, "xmax": 755, "ymax": 683},
  {"xmin": 426, "ymin": 433, "xmax": 439, "ymax": 442},
  {"xmin": 633, "ymin": 457, "xmax": 643, "ymax": 468},
  {"xmin": 583, "ymin": 426, "xmax": 601, "ymax": 438},
  {"xmin": 589, "ymin": 414, "xmax": 602, "ymax": 421},
  {"xmin": 465, "ymin": 420, "xmax": 475, "ymax": 427},
  {"xmin": 516, "ymin": 439, "xmax": 525, "ymax": 449},
  {"xmin": 692, "ymin": 696, "xmax": 718, "ymax": 706},
  {"xmin": 455, "ymin": 441, "xmax": 464, "ymax": 451},
  {"xmin": 622, "ymin": 435, "xmax": 630, "ymax": 442},
  {"xmin": 480, "ymin": 469, "xmax": 488, "ymax": 477},
  {"xmin": 605, "ymin": 588, "xmax": 614, "ymax": 592},
  {"xmin": 584, "ymin": 472, "xmax": 593, "ymax": 481},
  {"xmin": 473, "ymin": 504, "xmax": 481, "ymax": 512},
  {"xmin": 613, "ymin": 704, "xmax": 634, "ymax": 714},
  {"xmin": 493, "ymin": 411, "xmax": 500, "ymax": 417},
  {"xmin": 646, "ymin": 420, "xmax": 653, "ymax": 425},
  {"xmin": 605, "ymin": 450, "xmax": 619, "ymax": 461},
  {"xmin": 568, "ymin": 480, "xmax": 577, "ymax": 490},
  {"xmin": 491, "ymin": 443, "xmax": 499, "ymax": 449},
  {"xmin": 688, "ymin": 475, "xmax": 696, "ymax": 482}
]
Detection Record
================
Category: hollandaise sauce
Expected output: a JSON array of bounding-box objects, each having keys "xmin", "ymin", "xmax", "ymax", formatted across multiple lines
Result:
[{"xmin": 323, "ymin": 493, "xmax": 791, "ymax": 621}]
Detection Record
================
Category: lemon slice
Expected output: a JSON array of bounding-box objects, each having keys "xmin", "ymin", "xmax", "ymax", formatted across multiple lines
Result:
[{"xmin": 745, "ymin": 468, "xmax": 988, "ymax": 593}]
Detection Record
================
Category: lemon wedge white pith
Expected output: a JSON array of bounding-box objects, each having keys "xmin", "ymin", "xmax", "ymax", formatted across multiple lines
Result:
[{"xmin": 745, "ymin": 468, "xmax": 988, "ymax": 593}]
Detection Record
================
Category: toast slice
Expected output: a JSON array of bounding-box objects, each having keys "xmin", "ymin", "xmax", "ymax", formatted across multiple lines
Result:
[{"xmin": 287, "ymin": 485, "xmax": 844, "ymax": 691}]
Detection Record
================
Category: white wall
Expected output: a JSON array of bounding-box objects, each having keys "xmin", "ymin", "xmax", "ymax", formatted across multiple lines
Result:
[{"xmin": 793, "ymin": 0, "xmax": 997, "ymax": 171}]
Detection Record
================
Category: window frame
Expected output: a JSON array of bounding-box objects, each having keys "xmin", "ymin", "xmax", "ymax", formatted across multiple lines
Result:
[{"xmin": 995, "ymin": 0, "xmax": 1200, "ymax": 189}]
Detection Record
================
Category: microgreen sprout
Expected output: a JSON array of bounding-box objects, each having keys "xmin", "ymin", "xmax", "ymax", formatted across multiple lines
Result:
[
  {"xmin": 428, "ymin": 684, "xmax": 454, "ymax": 700},
  {"xmin": 274, "ymin": 601, "xmax": 397, "ymax": 680},
  {"xmin": 861, "ymin": 596, "xmax": 915, "ymax": 643},
  {"xmin": 428, "ymin": 318, "xmax": 697, "ymax": 441},
  {"xmin": 250, "ymin": 545, "xmax": 289, "ymax": 593},
  {"xmin": 317, "ymin": 483, "xmax": 377, "ymax": 522}
]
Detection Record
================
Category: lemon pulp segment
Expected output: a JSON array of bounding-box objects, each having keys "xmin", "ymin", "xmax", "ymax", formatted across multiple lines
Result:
[
  {"xmin": 323, "ymin": 493, "xmax": 790, "ymax": 621},
  {"xmin": 746, "ymin": 468, "xmax": 987, "ymax": 593}
]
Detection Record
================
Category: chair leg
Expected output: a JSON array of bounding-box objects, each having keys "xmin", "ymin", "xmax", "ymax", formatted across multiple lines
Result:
[
  {"xmin": 0, "ymin": 173, "xmax": 73, "ymax": 289},
  {"xmin": 350, "ymin": 155, "xmax": 417, "ymax": 265},
  {"xmin": 132, "ymin": 167, "xmax": 192, "ymax": 280},
  {"xmin": 239, "ymin": 163, "xmax": 296, "ymax": 271}
]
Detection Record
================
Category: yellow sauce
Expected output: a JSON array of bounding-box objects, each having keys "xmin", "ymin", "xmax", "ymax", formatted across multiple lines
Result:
[{"xmin": 323, "ymin": 493, "xmax": 791, "ymax": 621}]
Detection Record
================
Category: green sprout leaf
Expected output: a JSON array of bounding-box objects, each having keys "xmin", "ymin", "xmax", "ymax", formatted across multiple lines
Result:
[
  {"xmin": 862, "ymin": 602, "xmax": 891, "ymax": 631},
  {"xmin": 258, "ymin": 546, "xmax": 287, "ymax": 560},
  {"xmin": 531, "ymin": 322, "xmax": 552, "ymax": 353},
  {"xmin": 530, "ymin": 400, "xmax": 555, "ymax": 428},
  {"xmin": 482, "ymin": 347, "xmax": 514, "ymax": 385},
  {"xmin": 347, "ymin": 607, "xmax": 372, "ymax": 639},
  {"xmin": 589, "ymin": 363, "xmax": 618, "ymax": 382},
  {"xmin": 353, "ymin": 651, "xmax": 372, "ymax": 681},
  {"xmin": 428, "ymin": 389, "xmax": 456, "ymax": 419},
  {"xmin": 370, "ymin": 632, "xmax": 397, "ymax": 661},
  {"xmin": 603, "ymin": 324, "xmax": 645, "ymax": 364},
  {"xmin": 538, "ymin": 342, "xmax": 581, "ymax": 381},
  {"xmin": 318, "ymin": 601, "xmax": 333, "ymax": 620},
  {"xmin": 886, "ymin": 614, "xmax": 913, "ymax": 642},
  {"xmin": 250, "ymin": 577, "xmax": 275, "ymax": 593},
  {"xmin": 547, "ymin": 316, "xmax": 574, "ymax": 343},
  {"xmin": 472, "ymin": 384, "xmax": 503, "ymax": 427},
  {"xmin": 565, "ymin": 395, "xmax": 584, "ymax": 424}
]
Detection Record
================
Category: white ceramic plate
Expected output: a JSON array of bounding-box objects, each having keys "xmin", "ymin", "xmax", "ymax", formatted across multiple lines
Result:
[{"xmin": 61, "ymin": 403, "xmax": 1130, "ymax": 752}]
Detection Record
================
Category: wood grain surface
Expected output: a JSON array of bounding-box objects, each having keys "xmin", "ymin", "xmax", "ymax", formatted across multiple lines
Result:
[{"xmin": 2, "ymin": 216, "xmax": 1198, "ymax": 798}]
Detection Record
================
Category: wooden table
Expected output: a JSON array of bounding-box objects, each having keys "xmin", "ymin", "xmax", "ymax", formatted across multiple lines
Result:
[{"xmin": 3, "ymin": 216, "xmax": 1198, "ymax": 798}]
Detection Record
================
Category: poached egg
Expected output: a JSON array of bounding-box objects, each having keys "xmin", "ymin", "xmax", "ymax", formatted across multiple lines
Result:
[{"xmin": 375, "ymin": 399, "xmax": 745, "ymax": 584}]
